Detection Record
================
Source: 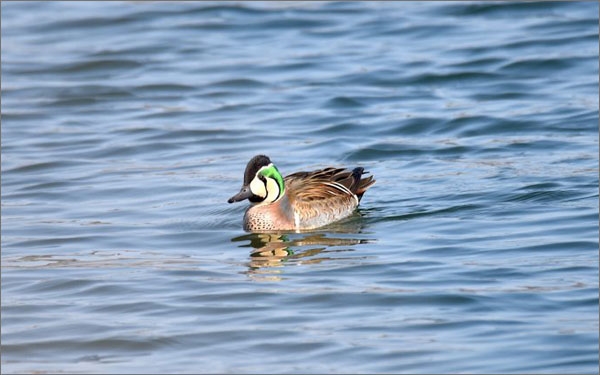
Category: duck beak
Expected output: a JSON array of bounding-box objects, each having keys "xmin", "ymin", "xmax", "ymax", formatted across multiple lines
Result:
[{"xmin": 228, "ymin": 185, "xmax": 253, "ymax": 203}]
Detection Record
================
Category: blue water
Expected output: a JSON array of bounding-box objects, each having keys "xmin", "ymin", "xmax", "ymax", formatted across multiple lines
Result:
[{"xmin": 1, "ymin": 1, "xmax": 598, "ymax": 373}]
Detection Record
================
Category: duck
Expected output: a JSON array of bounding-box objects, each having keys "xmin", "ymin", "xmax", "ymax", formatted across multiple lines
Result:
[{"xmin": 228, "ymin": 155, "xmax": 375, "ymax": 232}]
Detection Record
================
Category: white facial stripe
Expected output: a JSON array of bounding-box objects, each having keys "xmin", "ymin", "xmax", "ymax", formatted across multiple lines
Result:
[
  {"xmin": 265, "ymin": 177, "xmax": 280, "ymax": 203},
  {"xmin": 249, "ymin": 176, "xmax": 266, "ymax": 198}
]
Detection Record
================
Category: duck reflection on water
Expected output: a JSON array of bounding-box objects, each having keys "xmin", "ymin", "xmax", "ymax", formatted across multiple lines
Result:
[{"xmin": 231, "ymin": 217, "xmax": 374, "ymax": 281}]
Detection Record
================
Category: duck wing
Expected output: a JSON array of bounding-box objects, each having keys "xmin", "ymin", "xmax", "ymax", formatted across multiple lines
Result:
[{"xmin": 284, "ymin": 167, "xmax": 375, "ymax": 222}]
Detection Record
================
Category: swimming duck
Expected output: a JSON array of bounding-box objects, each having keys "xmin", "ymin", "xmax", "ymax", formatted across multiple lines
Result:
[{"xmin": 228, "ymin": 155, "xmax": 375, "ymax": 232}]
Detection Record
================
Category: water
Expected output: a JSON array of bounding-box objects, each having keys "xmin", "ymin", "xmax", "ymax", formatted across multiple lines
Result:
[{"xmin": 1, "ymin": 1, "xmax": 598, "ymax": 373}]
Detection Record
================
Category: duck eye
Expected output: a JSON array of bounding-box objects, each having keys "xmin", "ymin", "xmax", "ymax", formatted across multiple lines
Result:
[{"xmin": 258, "ymin": 175, "xmax": 267, "ymax": 183}]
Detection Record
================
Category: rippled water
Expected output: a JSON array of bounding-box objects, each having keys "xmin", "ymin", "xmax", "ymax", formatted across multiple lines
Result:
[{"xmin": 1, "ymin": 1, "xmax": 598, "ymax": 373}]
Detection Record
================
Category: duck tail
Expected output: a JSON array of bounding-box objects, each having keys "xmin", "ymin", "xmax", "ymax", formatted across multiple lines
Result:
[{"xmin": 351, "ymin": 167, "xmax": 376, "ymax": 202}]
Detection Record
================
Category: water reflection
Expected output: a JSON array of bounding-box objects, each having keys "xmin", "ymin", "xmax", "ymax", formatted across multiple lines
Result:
[{"xmin": 231, "ymin": 230, "xmax": 373, "ymax": 281}]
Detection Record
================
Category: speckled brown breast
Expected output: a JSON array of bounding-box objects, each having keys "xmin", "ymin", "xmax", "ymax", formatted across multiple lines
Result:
[{"xmin": 243, "ymin": 202, "xmax": 295, "ymax": 231}]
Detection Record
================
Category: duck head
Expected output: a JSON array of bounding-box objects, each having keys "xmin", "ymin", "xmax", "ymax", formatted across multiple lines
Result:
[{"xmin": 228, "ymin": 155, "xmax": 285, "ymax": 205}]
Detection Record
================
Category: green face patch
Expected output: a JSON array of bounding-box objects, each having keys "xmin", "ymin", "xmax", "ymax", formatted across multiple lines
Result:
[{"xmin": 260, "ymin": 164, "xmax": 285, "ymax": 194}]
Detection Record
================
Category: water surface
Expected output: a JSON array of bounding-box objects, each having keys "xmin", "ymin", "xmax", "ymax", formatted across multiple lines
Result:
[{"xmin": 1, "ymin": 1, "xmax": 598, "ymax": 373}]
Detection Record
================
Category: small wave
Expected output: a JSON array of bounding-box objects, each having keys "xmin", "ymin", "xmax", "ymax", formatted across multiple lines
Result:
[
  {"xmin": 369, "ymin": 204, "xmax": 484, "ymax": 224},
  {"xmin": 504, "ymin": 190, "xmax": 586, "ymax": 203},
  {"xmin": 406, "ymin": 71, "xmax": 499, "ymax": 85},
  {"xmin": 323, "ymin": 96, "xmax": 365, "ymax": 109},
  {"xmin": 498, "ymin": 57, "xmax": 590, "ymax": 75},
  {"xmin": 438, "ymin": 2, "xmax": 571, "ymax": 17},
  {"xmin": 5, "ymin": 160, "xmax": 86, "ymax": 174},
  {"xmin": 135, "ymin": 83, "xmax": 195, "ymax": 92},
  {"xmin": 186, "ymin": 3, "xmax": 273, "ymax": 17},
  {"xmin": 140, "ymin": 128, "xmax": 230, "ymax": 142},
  {"xmin": 33, "ymin": 15, "xmax": 139, "ymax": 32},
  {"xmin": 209, "ymin": 78, "xmax": 267, "ymax": 88},
  {"xmin": 39, "ymin": 59, "xmax": 143, "ymax": 75},
  {"xmin": 255, "ymin": 18, "xmax": 330, "ymax": 30},
  {"xmin": 3, "ymin": 336, "xmax": 173, "ymax": 357},
  {"xmin": 343, "ymin": 141, "xmax": 476, "ymax": 162}
]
